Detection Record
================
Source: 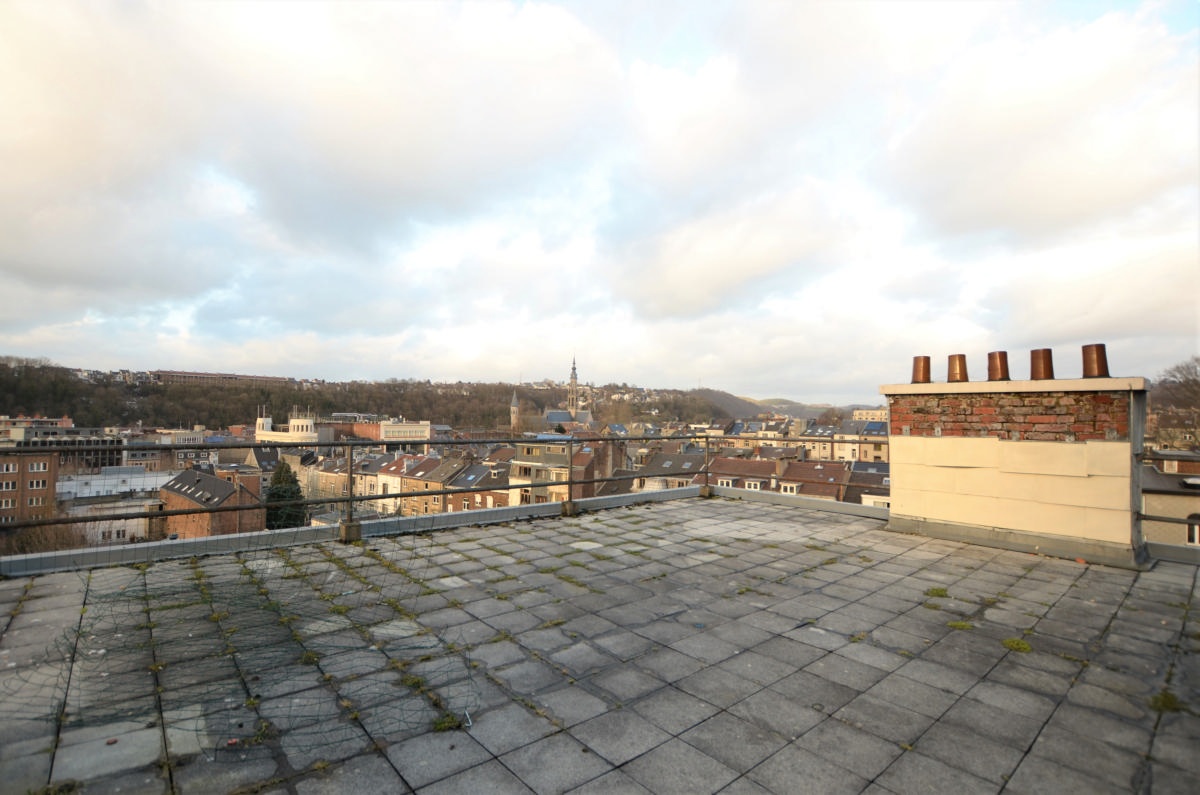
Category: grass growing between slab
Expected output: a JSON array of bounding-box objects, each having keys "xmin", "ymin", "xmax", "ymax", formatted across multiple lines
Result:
[{"xmin": 1002, "ymin": 637, "xmax": 1032, "ymax": 653}]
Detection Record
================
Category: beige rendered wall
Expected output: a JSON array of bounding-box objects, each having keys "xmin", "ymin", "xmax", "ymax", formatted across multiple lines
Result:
[{"xmin": 889, "ymin": 436, "xmax": 1133, "ymax": 545}]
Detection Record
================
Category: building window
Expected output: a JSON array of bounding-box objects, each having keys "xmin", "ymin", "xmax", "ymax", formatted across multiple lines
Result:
[
  {"xmin": 1, "ymin": 463, "xmax": 16, "ymax": 473},
  {"xmin": 27, "ymin": 497, "xmax": 45, "ymax": 507},
  {"xmin": 0, "ymin": 498, "xmax": 13, "ymax": 509},
  {"xmin": 782, "ymin": 484, "xmax": 798, "ymax": 495},
  {"xmin": 1188, "ymin": 515, "xmax": 1200, "ymax": 546},
  {"xmin": 28, "ymin": 479, "xmax": 46, "ymax": 490},
  {"xmin": 717, "ymin": 478, "xmax": 733, "ymax": 488},
  {"xmin": 0, "ymin": 481, "xmax": 15, "ymax": 491},
  {"xmin": 28, "ymin": 462, "xmax": 48, "ymax": 472},
  {"xmin": 746, "ymin": 481, "xmax": 761, "ymax": 491}
]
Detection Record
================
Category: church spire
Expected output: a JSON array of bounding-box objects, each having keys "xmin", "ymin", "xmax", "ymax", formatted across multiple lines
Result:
[{"xmin": 567, "ymin": 357, "xmax": 580, "ymax": 419}]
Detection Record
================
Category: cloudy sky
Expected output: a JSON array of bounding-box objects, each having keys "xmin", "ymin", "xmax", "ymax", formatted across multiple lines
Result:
[{"xmin": 1, "ymin": 1, "xmax": 1196, "ymax": 404}]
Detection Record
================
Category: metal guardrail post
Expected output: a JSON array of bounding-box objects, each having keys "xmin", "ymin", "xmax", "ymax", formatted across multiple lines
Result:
[
  {"xmin": 702, "ymin": 434, "xmax": 712, "ymax": 497},
  {"xmin": 340, "ymin": 440, "xmax": 360, "ymax": 542},
  {"xmin": 564, "ymin": 438, "xmax": 576, "ymax": 516}
]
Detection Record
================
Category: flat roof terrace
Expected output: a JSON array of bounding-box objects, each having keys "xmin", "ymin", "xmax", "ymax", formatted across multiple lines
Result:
[{"xmin": 1, "ymin": 498, "xmax": 1196, "ymax": 794}]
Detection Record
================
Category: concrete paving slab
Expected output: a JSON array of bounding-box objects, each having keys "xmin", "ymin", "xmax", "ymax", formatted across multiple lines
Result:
[
  {"xmin": 385, "ymin": 730, "xmax": 491, "ymax": 789},
  {"xmin": 834, "ymin": 693, "xmax": 935, "ymax": 745},
  {"xmin": 467, "ymin": 702, "xmax": 556, "ymax": 755},
  {"xmin": 293, "ymin": 752, "xmax": 409, "ymax": 794},
  {"xmin": 50, "ymin": 725, "xmax": 162, "ymax": 783},
  {"xmin": 2, "ymin": 498, "xmax": 1196, "ymax": 793},
  {"xmin": 679, "ymin": 711, "xmax": 787, "ymax": 773},
  {"xmin": 623, "ymin": 737, "xmax": 739, "ymax": 795},
  {"xmin": 500, "ymin": 731, "xmax": 613, "ymax": 794},
  {"xmin": 536, "ymin": 685, "xmax": 609, "ymax": 727},
  {"xmin": 592, "ymin": 666, "xmax": 665, "ymax": 702},
  {"xmin": 417, "ymin": 758, "xmax": 531, "ymax": 794},
  {"xmin": 747, "ymin": 743, "xmax": 868, "ymax": 795},
  {"xmin": 674, "ymin": 665, "xmax": 763, "ymax": 708},
  {"xmin": 564, "ymin": 768, "xmax": 653, "ymax": 794},
  {"xmin": 569, "ymin": 710, "xmax": 671, "ymax": 765},
  {"xmin": 914, "ymin": 721, "xmax": 1023, "ymax": 784},
  {"xmin": 1004, "ymin": 753, "xmax": 1129, "ymax": 794},
  {"xmin": 876, "ymin": 749, "xmax": 997, "ymax": 794},
  {"xmin": 795, "ymin": 716, "xmax": 903, "ymax": 780}
]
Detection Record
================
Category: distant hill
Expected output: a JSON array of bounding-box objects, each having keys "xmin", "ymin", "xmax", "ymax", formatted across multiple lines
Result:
[
  {"xmin": 753, "ymin": 398, "xmax": 828, "ymax": 420},
  {"xmin": 692, "ymin": 389, "xmax": 762, "ymax": 419}
]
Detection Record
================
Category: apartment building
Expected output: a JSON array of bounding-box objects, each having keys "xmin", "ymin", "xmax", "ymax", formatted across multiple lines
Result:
[
  {"xmin": 0, "ymin": 449, "xmax": 59, "ymax": 526},
  {"xmin": 159, "ymin": 467, "xmax": 264, "ymax": 539}
]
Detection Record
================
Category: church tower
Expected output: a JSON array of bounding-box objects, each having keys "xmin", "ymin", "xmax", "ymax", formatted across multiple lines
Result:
[
  {"xmin": 567, "ymin": 358, "xmax": 580, "ymax": 419},
  {"xmin": 510, "ymin": 390, "xmax": 520, "ymax": 433}
]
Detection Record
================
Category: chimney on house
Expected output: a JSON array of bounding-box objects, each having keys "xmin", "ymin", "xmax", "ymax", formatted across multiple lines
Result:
[{"xmin": 881, "ymin": 344, "xmax": 1148, "ymax": 568}]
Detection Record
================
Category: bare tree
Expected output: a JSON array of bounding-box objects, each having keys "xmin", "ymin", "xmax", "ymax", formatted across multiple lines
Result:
[{"xmin": 1154, "ymin": 356, "xmax": 1200, "ymax": 410}]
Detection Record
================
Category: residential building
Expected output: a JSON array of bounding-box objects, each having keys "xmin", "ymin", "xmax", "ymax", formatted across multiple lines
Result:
[
  {"xmin": 634, "ymin": 453, "xmax": 707, "ymax": 492},
  {"xmin": 833, "ymin": 420, "xmax": 889, "ymax": 463},
  {"xmin": 255, "ymin": 411, "xmax": 323, "ymax": 445},
  {"xmin": 706, "ymin": 457, "xmax": 777, "ymax": 491},
  {"xmin": 375, "ymin": 454, "xmax": 421, "ymax": 515},
  {"xmin": 0, "ymin": 449, "xmax": 59, "ymax": 526},
  {"xmin": 777, "ymin": 461, "xmax": 852, "ymax": 500},
  {"xmin": 159, "ymin": 467, "xmax": 264, "ymax": 539},
  {"xmin": 0, "ymin": 415, "xmax": 74, "ymax": 442},
  {"xmin": 3, "ymin": 427, "xmax": 123, "ymax": 474},
  {"xmin": 444, "ymin": 462, "xmax": 511, "ymax": 512},
  {"xmin": 400, "ymin": 457, "xmax": 469, "ymax": 516},
  {"xmin": 793, "ymin": 424, "xmax": 836, "ymax": 461},
  {"xmin": 1142, "ymin": 465, "xmax": 1200, "ymax": 545}
]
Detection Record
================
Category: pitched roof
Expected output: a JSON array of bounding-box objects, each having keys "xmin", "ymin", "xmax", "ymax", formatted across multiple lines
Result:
[
  {"xmin": 597, "ymin": 469, "xmax": 637, "ymax": 496},
  {"xmin": 708, "ymin": 458, "xmax": 776, "ymax": 479},
  {"xmin": 448, "ymin": 463, "xmax": 492, "ymax": 490},
  {"xmin": 404, "ymin": 457, "xmax": 443, "ymax": 480},
  {"xmin": 378, "ymin": 454, "xmax": 421, "ymax": 477},
  {"xmin": 779, "ymin": 461, "xmax": 852, "ymax": 485},
  {"xmin": 161, "ymin": 470, "xmax": 238, "ymax": 507},
  {"xmin": 639, "ymin": 453, "xmax": 707, "ymax": 478}
]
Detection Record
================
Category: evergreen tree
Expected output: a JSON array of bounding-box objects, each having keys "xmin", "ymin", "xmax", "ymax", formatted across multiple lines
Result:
[{"xmin": 265, "ymin": 461, "xmax": 305, "ymax": 529}]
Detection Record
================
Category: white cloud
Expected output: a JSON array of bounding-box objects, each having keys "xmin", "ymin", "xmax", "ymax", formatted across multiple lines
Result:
[
  {"xmin": 0, "ymin": 1, "xmax": 1195, "ymax": 405},
  {"xmin": 881, "ymin": 8, "xmax": 1198, "ymax": 241}
]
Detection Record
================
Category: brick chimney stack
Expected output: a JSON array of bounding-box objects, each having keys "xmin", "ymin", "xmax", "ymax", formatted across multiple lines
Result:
[{"xmin": 882, "ymin": 344, "xmax": 1148, "ymax": 568}]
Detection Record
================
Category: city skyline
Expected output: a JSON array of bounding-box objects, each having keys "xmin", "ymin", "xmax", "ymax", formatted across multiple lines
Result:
[{"xmin": 1, "ymin": 1, "xmax": 1196, "ymax": 405}]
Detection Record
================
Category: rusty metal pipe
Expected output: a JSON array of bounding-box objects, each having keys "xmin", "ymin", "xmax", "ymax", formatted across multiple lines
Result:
[
  {"xmin": 987, "ymin": 351, "xmax": 1010, "ymax": 381},
  {"xmin": 911, "ymin": 356, "xmax": 931, "ymax": 384},
  {"xmin": 948, "ymin": 354, "xmax": 969, "ymax": 383},
  {"xmin": 1082, "ymin": 343, "xmax": 1110, "ymax": 378},
  {"xmin": 1030, "ymin": 348, "xmax": 1054, "ymax": 380}
]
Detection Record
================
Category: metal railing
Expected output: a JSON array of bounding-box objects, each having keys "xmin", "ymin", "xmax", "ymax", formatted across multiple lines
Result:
[{"xmin": 0, "ymin": 431, "xmax": 895, "ymax": 567}]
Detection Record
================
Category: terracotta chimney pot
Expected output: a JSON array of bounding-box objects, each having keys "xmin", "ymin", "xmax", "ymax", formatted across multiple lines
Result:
[
  {"xmin": 947, "ymin": 354, "xmax": 969, "ymax": 383},
  {"xmin": 1030, "ymin": 348, "xmax": 1055, "ymax": 380},
  {"xmin": 911, "ymin": 356, "xmax": 931, "ymax": 384},
  {"xmin": 987, "ymin": 351, "xmax": 1010, "ymax": 381},
  {"xmin": 1082, "ymin": 344, "xmax": 1110, "ymax": 378}
]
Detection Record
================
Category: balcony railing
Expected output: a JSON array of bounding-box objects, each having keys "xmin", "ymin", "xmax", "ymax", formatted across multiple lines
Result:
[{"xmin": 0, "ymin": 432, "xmax": 894, "ymax": 575}]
